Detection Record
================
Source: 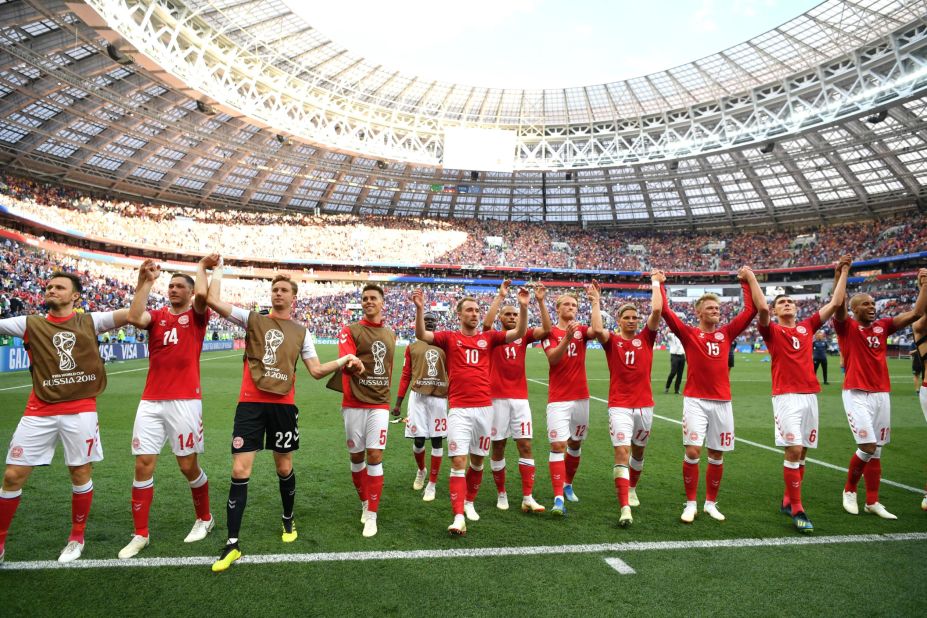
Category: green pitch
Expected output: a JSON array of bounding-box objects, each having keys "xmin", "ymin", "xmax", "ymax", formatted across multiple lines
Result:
[{"xmin": 0, "ymin": 346, "xmax": 925, "ymax": 616}]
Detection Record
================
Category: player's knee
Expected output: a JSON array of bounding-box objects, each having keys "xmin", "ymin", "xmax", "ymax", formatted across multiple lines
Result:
[
  {"xmin": 515, "ymin": 439, "xmax": 532, "ymax": 457},
  {"xmin": 366, "ymin": 449, "xmax": 383, "ymax": 465},
  {"xmin": 450, "ymin": 455, "xmax": 468, "ymax": 470},
  {"xmin": 349, "ymin": 451, "xmax": 365, "ymax": 465},
  {"xmin": 2, "ymin": 465, "xmax": 29, "ymax": 491},
  {"xmin": 549, "ymin": 441, "xmax": 566, "ymax": 454},
  {"xmin": 684, "ymin": 446, "xmax": 701, "ymax": 460},
  {"xmin": 413, "ymin": 437, "xmax": 426, "ymax": 449},
  {"xmin": 784, "ymin": 446, "xmax": 802, "ymax": 462},
  {"xmin": 430, "ymin": 437, "xmax": 443, "ymax": 449},
  {"xmin": 134, "ymin": 456, "xmax": 156, "ymax": 480},
  {"xmin": 68, "ymin": 464, "xmax": 92, "ymax": 485},
  {"xmin": 613, "ymin": 447, "xmax": 630, "ymax": 465},
  {"xmin": 858, "ymin": 442, "xmax": 878, "ymax": 455},
  {"xmin": 176, "ymin": 456, "xmax": 199, "ymax": 479},
  {"xmin": 490, "ymin": 440, "xmax": 507, "ymax": 457}
]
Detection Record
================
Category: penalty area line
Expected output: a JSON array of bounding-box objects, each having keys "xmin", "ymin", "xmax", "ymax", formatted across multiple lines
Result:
[{"xmin": 2, "ymin": 532, "xmax": 924, "ymax": 571}]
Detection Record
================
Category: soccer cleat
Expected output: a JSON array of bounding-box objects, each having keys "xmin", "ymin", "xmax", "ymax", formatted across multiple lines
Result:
[
  {"xmin": 422, "ymin": 483, "xmax": 436, "ymax": 502},
  {"xmin": 448, "ymin": 515, "xmax": 467, "ymax": 536},
  {"xmin": 842, "ymin": 491, "xmax": 859, "ymax": 515},
  {"xmin": 792, "ymin": 511, "xmax": 814, "ymax": 533},
  {"xmin": 864, "ymin": 502, "xmax": 897, "ymax": 520},
  {"xmin": 680, "ymin": 502, "xmax": 697, "ymax": 523},
  {"xmin": 550, "ymin": 496, "xmax": 566, "ymax": 517},
  {"xmin": 496, "ymin": 492, "xmax": 509, "ymax": 511},
  {"xmin": 117, "ymin": 534, "xmax": 150, "ymax": 559},
  {"xmin": 413, "ymin": 469, "xmax": 426, "ymax": 491},
  {"xmin": 703, "ymin": 502, "xmax": 726, "ymax": 521},
  {"xmin": 360, "ymin": 500, "xmax": 370, "ymax": 524},
  {"xmin": 58, "ymin": 540, "xmax": 84, "ymax": 563},
  {"xmin": 521, "ymin": 496, "xmax": 546, "ymax": 513},
  {"xmin": 211, "ymin": 542, "xmax": 241, "ymax": 573},
  {"xmin": 389, "ymin": 416, "xmax": 403, "ymax": 424},
  {"xmin": 563, "ymin": 484, "xmax": 579, "ymax": 503},
  {"xmin": 922, "ymin": 495, "xmax": 927, "ymax": 511},
  {"xmin": 184, "ymin": 517, "xmax": 215, "ymax": 543},
  {"xmin": 628, "ymin": 487, "xmax": 640, "ymax": 507},
  {"xmin": 362, "ymin": 513, "xmax": 378, "ymax": 538},
  {"xmin": 618, "ymin": 506, "xmax": 633, "ymax": 528},
  {"xmin": 0, "ymin": 548, "xmax": 5, "ymax": 564},
  {"xmin": 281, "ymin": 517, "xmax": 298, "ymax": 543},
  {"xmin": 779, "ymin": 501, "xmax": 792, "ymax": 516},
  {"xmin": 463, "ymin": 501, "xmax": 480, "ymax": 521}
]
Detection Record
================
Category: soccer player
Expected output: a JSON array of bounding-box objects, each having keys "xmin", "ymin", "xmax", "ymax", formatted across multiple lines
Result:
[
  {"xmin": 330, "ymin": 284, "xmax": 396, "ymax": 538},
  {"xmin": 913, "ymin": 310, "xmax": 927, "ymax": 510},
  {"xmin": 756, "ymin": 256, "xmax": 850, "ymax": 533},
  {"xmin": 202, "ymin": 256, "xmax": 362, "ymax": 571},
  {"xmin": 837, "ymin": 268, "xmax": 927, "ymax": 520},
  {"xmin": 542, "ymin": 290, "xmax": 597, "ymax": 515},
  {"xmin": 661, "ymin": 267, "xmax": 763, "ymax": 523},
  {"xmin": 392, "ymin": 312, "xmax": 449, "ymax": 502},
  {"xmin": 588, "ymin": 272, "xmax": 664, "ymax": 527},
  {"xmin": 812, "ymin": 332, "xmax": 829, "ymax": 385},
  {"xmin": 483, "ymin": 280, "xmax": 551, "ymax": 513},
  {"xmin": 412, "ymin": 287, "xmax": 528, "ymax": 536},
  {"xmin": 118, "ymin": 259, "xmax": 215, "ymax": 559},
  {"xmin": 664, "ymin": 331, "xmax": 685, "ymax": 394},
  {"xmin": 0, "ymin": 271, "xmax": 129, "ymax": 563}
]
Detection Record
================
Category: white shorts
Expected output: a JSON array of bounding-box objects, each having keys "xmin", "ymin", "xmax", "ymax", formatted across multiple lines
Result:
[
  {"xmin": 772, "ymin": 393, "xmax": 819, "ymax": 448},
  {"xmin": 342, "ymin": 407, "xmax": 390, "ymax": 453},
  {"xmin": 842, "ymin": 390, "xmax": 891, "ymax": 445},
  {"xmin": 682, "ymin": 397, "xmax": 735, "ymax": 451},
  {"xmin": 447, "ymin": 407, "xmax": 492, "ymax": 457},
  {"xmin": 491, "ymin": 399, "xmax": 533, "ymax": 441},
  {"xmin": 404, "ymin": 391, "xmax": 448, "ymax": 439},
  {"xmin": 608, "ymin": 407, "xmax": 654, "ymax": 447},
  {"xmin": 920, "ymin": 386, "xmax": 926, "ymax": 424},
  {"xmin": 132, "ymin": 399, "xmax": 204, "ymax": 456},
  {"xmin": 546, "ymin": 400, "xmax": 590, "ymax": 444},
  {"xmin": 6, "ymin": 412, "xmax": 103, "ymax": 467}
]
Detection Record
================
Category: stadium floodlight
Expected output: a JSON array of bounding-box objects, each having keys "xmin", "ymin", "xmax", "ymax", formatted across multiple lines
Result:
[
  {"xmin": 865, "ymin": 110, "xmax": 888, "ymax": 124},
  {"xmin": 195, "ymin": 100, "xmax": 216, "ymax": 115},
  {"xmin": 759, "ymin": 142, "xmax": 776, "ymax": 154},
  {"xmin": 105, "ymin": 43, "xmax": 133, "ymax": 65}
]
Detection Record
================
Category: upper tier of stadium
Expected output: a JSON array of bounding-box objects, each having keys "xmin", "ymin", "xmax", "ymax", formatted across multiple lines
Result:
[{"xmin": 0, "ymin": 0, "xmax": 925, "ymax": 225}]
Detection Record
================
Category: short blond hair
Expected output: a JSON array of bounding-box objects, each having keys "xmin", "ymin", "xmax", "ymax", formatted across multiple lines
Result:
[
  {"xmin": 456, "ymin": 296, "xmax": 478, "ymax": 313},
  {"xmin": 695, "ymin": 293, "xmax": 720, "ymax": 310},
  {"xmin": 556, "ymin": 293, "xmax": 579, "ymax": 309},
  {"xmin": 616, "ymin": 303, "xmax": 638, "ymax": 319}
]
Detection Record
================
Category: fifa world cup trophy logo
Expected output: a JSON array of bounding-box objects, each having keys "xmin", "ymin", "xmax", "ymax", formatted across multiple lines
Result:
[
  {"xmin": 425, "ymin": 349, "xmax": 439, "ymax": 378},
  {"xmin": 371, "ymin": 341, "xmax": 387, "ymax": 375},
  {"xmin": 53, "ymin": 331, "xmax": 77, "ymax": 371},
  {"xmin": 262, "ymin": 329, "xmax": 285, "ymax": 366}
]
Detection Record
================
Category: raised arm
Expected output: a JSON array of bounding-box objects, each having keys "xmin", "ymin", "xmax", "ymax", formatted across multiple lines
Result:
[
  {"xmin": 532, "ymin": 283, "xmax": 552, "ymax": 340},
  {"xmin": 504, "ymin": 287, "xmax": 530, "ymax": 343},
  {"xmin": 128, "ymin": 259, "xmax": 159, "ymax": 329},
  {"xmin": 202, "ymin": 255, "xmax": 233, "ymax": 319},
  {"xmin": 412, "ymin": 289, "xmax": 435, "ymax": 344},
  {"xmin": 483, "ymin": 279, "xmax": 510, "ymax": 332},
  {"xmin": 834, "ymin": 260, "xmax": 850, "ymax": 322},
  {"xmin": 819, "ymin": 255, "xmax": 851, "ymax": 324},
  {"xmin": 647, "ymin": 270, "xmax": 665, "ymax": 331},
  {"xmin": 892, "ymin": 268, "xmax": 927, "ymax": 331},
  {"xmin": 727, "ymin": 267, "xmax": 759, "ymax": 337},
  {"xmin": 192, "ymin": 254, "xmax": 216, "ymax": 314},
  {"xmin": 660, "ymin": 283, "xmax": 686, "ymax": 336},
  {"xmin": 587, "ymin": 281, "xmax": 609, "ymax": 344}
]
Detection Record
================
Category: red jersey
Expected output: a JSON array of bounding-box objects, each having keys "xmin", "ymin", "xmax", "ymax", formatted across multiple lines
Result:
[
  {"xmin": 602, "ymin": 327, "xmax": 657, "ymax": 408},
  {"xmin": 142, "ymin": 306, "xmax": 209, "ymax": 400},
  {"xmin": 542, "ymin": 325, "xmax": 593, "ymax": 403},
  {"xmin": 757, "ymin": 313, "xmax": 823, "ymax": 396},
  {"xmin": 489, "ymin": 331, "xmax": 537, "ymax": 400},
  {"xmin": 834, "ymin": 316, "xmax": 896, "ymax": 393},
  {"xmin": 432, "ymin": 329, "xmax": 507, "ymax": 408},
  {"xmin": 661, "ymin": 282, "xmax": 757, "ymax": 401},
  {"xmin": 338, "ymin": 319, "xmax": 391, "ymax": 410}
]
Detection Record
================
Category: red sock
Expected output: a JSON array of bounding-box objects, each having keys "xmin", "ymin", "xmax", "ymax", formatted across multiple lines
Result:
[
  {"xmin": 798, "ymin": 463, "xmax": 806, "ymax": 480},
  {"xmin": 429, "ymin": 453, "xmax": 442, "ymax": 484},
  {"xmin": 683, "ymin": 460, "xmax": 699, "ymax": 501},
  {"xmin": 615, "ymin": 477, "xmax": 630, "ymax": 508},
  {"xmin": 465, "ymin": 467, "xmax": 483, "ymax": 502},
  {"xmin": 491, "ymin": 464, "xmax": 506, "ymax": 494},
  {"xmin": 70, "ymin": 486, "xmax": 93, "ymax": 542},
  {"xmin": 0, "ymin": 494, "xmax": 22, "ymax": 551},
  {"xmin": 131, "ymin": 485, "xmax": 154, "ymax": 537},
  {"xmin": 705, "ymin": 461, "xmax": 724, "ymax": 502},
  {"xmin": 565, "ymin": 453, "xmax": 581, "ymax": 484},
  {"xmin": 413, "ymin": 448, "xmax": 426, "ymax": 471},
  {"xmin": 449, "ymin": 474, "xmax": 466, "ymax": 515},
  {"xmin": 550, "ymin": 458, "xmax": 566, "ymax": 497},
  {"xmin": 863, "ymin": 458, "xmax": 882, "ymax": 505},
  {"xmin": 845, "ymin": 453, "xmax": 867, "ymax": 492},
  {"xmin": 518, "ymin": 461, "xmax": 535, "ymax": 497},
  {"xmin": 366, "ymin": 473, "xmax": 384, "ymax": 513},
  {"xmin": 351, "ymin": 468, "xmax": 368, "ymax": 503},
  {"xmin": 191, "ymin": 481, "xmax": 211, "ymax": 521},
  {"xmin": 629, "ymin": 467, "xmax": 642, "ymax": 488},
  {"xmin": 783, "ymin": 466, "xmax": 803, "ymax": 514}
]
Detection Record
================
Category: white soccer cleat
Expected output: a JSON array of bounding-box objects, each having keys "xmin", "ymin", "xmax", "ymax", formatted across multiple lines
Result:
[
  {"xmin": 521, "ymin": 496, "xmax": 546, "ymax": 513},
  {"xmin": 58, "ymin": 540, "xmax": 84, "ymax": 563},
  {"xmin": 360, "ymin": 500, "xmax": 370, "ymax": 523},
  {"xmin": 464, "ymin": 500, "xmax": 480, "ymax": 521},
  {"xmin": 842, "ymin": 491, "xmax": 859, "ymax": 515},
  {"xmin": 922, "ymin": 495, "xmax": 927, "ymax": 511},
  {"xmin": 117, "ymin": 534, "xmax": 150, "ymax": 559},
  {"xmin": 362, "ymin": 513, "xmax": 378, "ymax": 537},
  {"xmin": 422, "ymin": 483, "xmax": 436, "ymax": 502},
  {"xmin": 680, "ymin": 502, "xmax": 697, "ymax": 524},
  {"xmin": 703, "ymin": 502, "xmax": 726, "ymax": 521},
  {"xmin": 413, "ymin": 469, "xmax": 426, "ymax": 491},
  {"xmin": 618, "ymin": 506, "xmax": 633, "ymax": 528},
  {"xmin": 496, "ymin": 492, "xmax": 509, "ymax": 511},
  {"xmin": 448, "ymin": 514, "xmax": 467, "ymax": 536},
  {"xmin": 628, "ymin": 487, "xmax": 640, "ymax": 507},
  {"xmin": 184, "ymin": 517, "xmax": 215, "ymax": 543},
  {"xmin": 864, "ymin": 502, "xmax": 898, "ymax": 520}
]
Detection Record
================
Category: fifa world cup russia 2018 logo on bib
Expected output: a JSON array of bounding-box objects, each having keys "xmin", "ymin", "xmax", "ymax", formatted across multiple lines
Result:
[
  {"xmin": 371, "ymin": 341, "xmax": 387, "ymax": 375},
  {"xmin": 425, "ymin": 349, "xmax": 440, "ymax": 377},
  {"xmin": 262, "ymin": 329, "xmax": 285, "ymax": 366},
  {"xmin": 53, "ymin": 331, "xmax": 77, "ymax": 371}
]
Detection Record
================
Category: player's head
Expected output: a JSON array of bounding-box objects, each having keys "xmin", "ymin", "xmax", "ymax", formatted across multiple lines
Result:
[
  {"xmin": 771, "ymin": 294, "xmax": 796, "ymax": 320},
  {"xmin": 499, "ymin": 305, "xmax": 518, "ymax": 330},
  {"xmin": 168, "ymin": 272, "xmax": 195, "ymax": 309},
  {"xmin": 849, "ymin": 293, "xmax": 876, "ymax": 324},
  {"xmin": 615, "ymin": 303, "xmax": 640, "ymax": 335},
  {"xmin": 555, "ymin": 293, "xmax": 579, "ymax": 321},
  {"xmin": 423, "ymin": 311, "xmax": 438, "ymax": 332},
  {"xmin": 814, "ymin": 331, "xmax": 825, "ymax": 341},
  {"xmin": 44, "ymin": 271, "xmax": 82, "ymax": 311},
  {"xmin": 270, "ymin": 274, "xmax": 297, "ymax": 311},
  {"xmin": 361, "ymin": 284, "xmax": 385, "ymax": 321},
  {"xmin": 695, "ymin": 293, "xmax": 721, "ymax": 326},
  {"xmin": 456, "ymin": 297, "xmax": 481, "ymax": 329}
]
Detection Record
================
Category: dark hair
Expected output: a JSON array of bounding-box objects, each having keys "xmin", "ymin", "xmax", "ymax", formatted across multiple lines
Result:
[
  {"xmin": 170, "ymin": 273, "xmax": 195, "ymax": 287},
  {"xmin": 49, "ymin": 271, "xmax": 82, "ymax": 294},
  {"xmin": 271, "ymin": 274, "xmax": 298, "ymax": 295},
  {"xmin": 362, "ymin": 284, "xmax": 385, "ymax": 298},
  {"xmin": 773, "ymin": 294, "xmax": 790, "ymax": 306}
]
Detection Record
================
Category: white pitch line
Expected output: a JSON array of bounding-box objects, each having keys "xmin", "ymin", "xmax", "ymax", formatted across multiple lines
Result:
[
  {"xmin": 527, "ymin": 378, "xmax": 922, "ymax": 494},
  {"xmin": 2, "ymin": 532, "xmax": 924, "ymax": 571},
  {"xmin": 604, "ymin": 557, "xmax": 636, "ymax": 575}
]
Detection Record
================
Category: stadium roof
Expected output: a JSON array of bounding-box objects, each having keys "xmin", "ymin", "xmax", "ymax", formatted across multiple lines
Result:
[{"xmin": 0, "ymin": 0, "xmax": 925, "ymax": 226}]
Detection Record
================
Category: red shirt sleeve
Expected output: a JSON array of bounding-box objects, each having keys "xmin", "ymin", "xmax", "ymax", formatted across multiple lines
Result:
[
  {"xmin": 338, "ymin": 325, "xmax": 356, "ymax": 356},
  {"xmin": 431, "ymin": 330, "xmax": 449, "ymax": 350},
  {"xmin": 643, "ymin": 325, "xmax": 657, "ymax": 347},
  {"xmin": 880, "ymin": 316, "xmax": 898, "ymax": 336},
  {"xmin": 833, "ymin": 316, "xmax": 849, "ymax": 336},
  {"xmin": 490, "ymin": 329, "xmax": 508, "ymax": 348},
  {"xmin": 660, "ymin": 285, "xmax": 687, "ymax": 337},
  {"xmin": 805, "ymin": 312, "xmax": 823, "ymax": 333},
  {"xmin": 396, "ymin": 347, "xmax": 413, "ymax": 399},
  {"xmin": 724, "ymin": 281, "xmax": 758, "ymax": 339}
]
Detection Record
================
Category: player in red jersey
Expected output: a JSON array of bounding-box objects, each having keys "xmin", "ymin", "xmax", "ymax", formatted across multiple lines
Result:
[
  {"xmin": 412, "ymin": 287, "xmax": 528, "ymax": 536},
  {"xmin": 661, "ymin": 267, "xmax": 763, "ymax": 523},
  {"xmin": 913, "ymin": 309, "xmax": 927, "ymax": 511},
  {"xmin": 836, "ymin": 267, "xmax": 927, "ymax": 520},
  {"xmin": 588, "ymin": 272, "xmax": 664, "ymax": 527},
  {"xmin": 118, "ymin": 258, "xmax": 215, "ymax": 559},
  {"xmin": 756, "ymin": 256, "xmax": 850, "ymax": 533},
  {"xmin": 0, "ymin": 271, "xmax": 129, "ymax": 563},
  {"xmin": 542, "ymin": 291, "xmax": 597, "ymax": 515},
  {"xmin": 483, "ymin": 280, "xmax": 551, "ymax": 514},
  {"xmin": 203, "ymin": 256, "xmax": 362, "ymax": 572}
]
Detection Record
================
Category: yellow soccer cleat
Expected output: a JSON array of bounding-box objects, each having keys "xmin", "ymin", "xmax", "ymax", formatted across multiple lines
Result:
[
  {"xmin": 211, "ymin": 543, "xmax": 241, "ymax": 573},
  {"xmin": 281, "ymin": 517, "xmax": 298, "ymax": 543}
]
